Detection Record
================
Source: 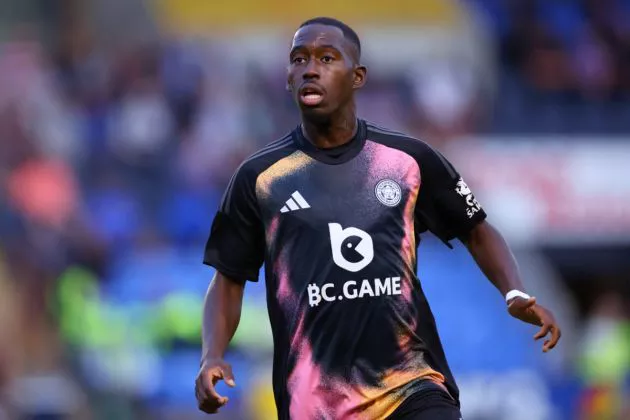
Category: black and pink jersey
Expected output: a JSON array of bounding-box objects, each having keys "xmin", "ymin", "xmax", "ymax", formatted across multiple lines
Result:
[{"xmin": 204, "ymin": 120, "xmax": 486, "ymax": 420}]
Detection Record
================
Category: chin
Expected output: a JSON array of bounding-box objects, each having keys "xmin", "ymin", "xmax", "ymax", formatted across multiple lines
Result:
[{"xmin": 299, "ymin": 104, "xmax": 334, "ymax": 120}]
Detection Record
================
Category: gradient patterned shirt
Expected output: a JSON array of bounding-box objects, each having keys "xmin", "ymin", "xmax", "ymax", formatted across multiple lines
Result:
[{"xmin": 204, "ymin": 120, "xmax": 487, "ymax": 420}]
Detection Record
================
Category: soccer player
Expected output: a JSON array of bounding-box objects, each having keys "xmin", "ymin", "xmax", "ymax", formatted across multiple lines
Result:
[{"xmin": 195, "ymin": 17, "xmax": 561, "ymax": 420}]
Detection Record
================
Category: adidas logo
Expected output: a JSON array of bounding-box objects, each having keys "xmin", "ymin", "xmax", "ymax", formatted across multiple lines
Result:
[{"xmin": 280, "ymin": 191, "xmax": 311, "ymax": 213}]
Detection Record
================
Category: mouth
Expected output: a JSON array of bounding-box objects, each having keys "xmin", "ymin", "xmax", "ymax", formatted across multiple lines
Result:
[{"xmin": 299, "ymin": 84, "xmax": 325, "ymax": 107}]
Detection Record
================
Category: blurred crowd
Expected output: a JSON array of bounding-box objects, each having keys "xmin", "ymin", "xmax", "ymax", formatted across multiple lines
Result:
[
  {"xmin": 475, "ymin": 0, "xmax": 630, "ymax": 133},
  {"xmin": 494, "ymin": 0, "xmax": 630, "ymax": 97},
  {"xmin": 0, "ymin": 0, "xmax": 629, "ymax": 419}
]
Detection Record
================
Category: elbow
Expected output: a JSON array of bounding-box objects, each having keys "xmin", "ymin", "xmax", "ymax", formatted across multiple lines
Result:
[{"xmin": 461, "ymin": 220, "xmax": 491, "ymax": 250}]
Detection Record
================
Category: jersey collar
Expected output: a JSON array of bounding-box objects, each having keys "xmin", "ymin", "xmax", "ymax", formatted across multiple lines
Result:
[{"xmin": 293, "ymin": 119, "xmax": 367, "ymax": 165}]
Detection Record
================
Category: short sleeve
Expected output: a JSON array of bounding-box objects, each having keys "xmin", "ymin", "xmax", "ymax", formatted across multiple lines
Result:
[
  {"xmin": 203, "ymin": 165, "xmax": 265, "ymax": 282},
  {"xmin": 415, "ymin": 146, "xmax": 486, "ymax": 244}
]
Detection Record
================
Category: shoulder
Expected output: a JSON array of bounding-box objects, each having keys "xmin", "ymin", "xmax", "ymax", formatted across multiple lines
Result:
[
  {"xmin": 234, "ymin": 132, "xmax": 297, "ymax": 180},
  {"xmin": 364, "ymin": 121, "xmax": 457, "ymax": 175},
  {"xmin": 364, "ymin": 121, "xmax": 434, "ymax": 159},
  {"xmin": 220, "ymin": 132, "xmax": 297, "ymax": 212}
]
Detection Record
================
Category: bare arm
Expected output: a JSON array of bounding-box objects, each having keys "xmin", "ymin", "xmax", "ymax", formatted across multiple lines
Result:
[
  {"xmin": 197, "ymin": 162, "xmax": 264, "ymax": 413},
  {"xmin": 462, "ymin": 220, "xmax": 561, "ymax": 352},
  {"xmin": 202, "ymin": 271, "xmax": 245, "ymax": 362},
  {"xmin": 196, "ymin": 271, "xmax": 245, "ymax": 414},
  {"xmin": 461, "ymin": 220, "xmax": 525, "ymax": 297}
]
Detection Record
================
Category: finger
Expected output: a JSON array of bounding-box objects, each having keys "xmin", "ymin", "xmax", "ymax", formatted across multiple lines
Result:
[
  {"xmin": 528, "ymin": 305, "xmax": 548, "ymax": 326},
  {"xmin": 544, "ymin": 324, "xmax": 562, "ymax": 351},
  {"xmin": 196, "ymin": 381, "xmax": 225, "ymax": 404},
  {"xmin": 205, "ymin": 383, "xmax": 226, "ymax": 405},
  {"xmin": 199, "ymin": 406, "xmax": 218, "ymax": 414},
  {"xmin": 196, "ymin": 386, "xmax": 216, "ymax": 413},
  {"xmin": 203, "ymin": 395, "xmax": 229, "ymax": 411},
  {"xmin": 211, "ymin": 368, "xmax": 224, "ymax": 385},
  {"xmin": 533, "ymin": 323, "xmax": 551, "ymax": 340},
  {"xmin": 199, "ymin": 398, "xmax": 225, "ymax": 414},
  {"xmin": 195, "ymin": 377, "xmax": 209, "ymax": 401},
  {"xmin": 197, "ymin": 388, "xmax": 228, "ymax": 414},
  {"xmin": 221, "ymin": 364, "xmax": 237, "ymax": 387},
  {"xmin": 201, "ymin": 371, "xmax": 227, "ymax": 404},
  {"xmin": 202, "ymin": 394, "xmax": 229, "ymax": 409}
]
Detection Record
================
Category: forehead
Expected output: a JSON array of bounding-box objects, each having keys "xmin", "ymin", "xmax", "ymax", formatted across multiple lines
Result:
[{"xmin": 291, "ymin": 24, "xmax": 346, "ymax": 49}]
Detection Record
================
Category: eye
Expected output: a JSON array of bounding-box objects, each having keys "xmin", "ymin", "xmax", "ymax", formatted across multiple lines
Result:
[
  {"xmin": 292, "ymin": 56, "xmax": 306, "ymax": 64},
  {"xmin": 321, "ymin": 55, "xmax": 334, "ymax": 64}
]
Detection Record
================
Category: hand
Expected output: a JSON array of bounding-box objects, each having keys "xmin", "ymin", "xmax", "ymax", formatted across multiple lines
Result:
[
  {"xmin": 508, "ymin": 297, "xmax": 562, "ymax": 353},
  {"xmin": 195, "ymin": 358, "xmax": 236, "ymax": 414}
]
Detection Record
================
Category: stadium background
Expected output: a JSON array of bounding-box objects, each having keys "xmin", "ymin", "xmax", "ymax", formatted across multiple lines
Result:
[{"xmin": 0, "ymin": 0, "xmax": 629, "ymax": 419}]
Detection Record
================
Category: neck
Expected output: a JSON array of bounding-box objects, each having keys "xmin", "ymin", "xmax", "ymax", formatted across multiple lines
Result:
[{"xmin": 301, "ymin": 105, "xmax": 357, "ymax": 149}]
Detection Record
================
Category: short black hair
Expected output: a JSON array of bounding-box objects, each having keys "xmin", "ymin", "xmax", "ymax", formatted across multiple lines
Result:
[{"xmin": 298, "ymin": 17, "xmax": 361, "ymax": 59}]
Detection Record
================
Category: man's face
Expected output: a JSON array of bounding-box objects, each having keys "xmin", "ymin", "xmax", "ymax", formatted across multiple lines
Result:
[{"xmin": 287, "ymin": 24, "xmax": 366, "ymax": 118}]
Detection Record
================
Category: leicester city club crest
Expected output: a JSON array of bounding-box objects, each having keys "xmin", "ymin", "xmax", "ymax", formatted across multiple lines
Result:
[{"xmin": 375, "ymin": 179, "xmax": 402, "ymax": 207}]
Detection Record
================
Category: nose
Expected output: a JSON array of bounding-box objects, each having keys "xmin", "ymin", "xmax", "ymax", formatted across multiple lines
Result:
[{"xmin": 302, "ymin": 59, "xmax": 319, "ymax": 80}]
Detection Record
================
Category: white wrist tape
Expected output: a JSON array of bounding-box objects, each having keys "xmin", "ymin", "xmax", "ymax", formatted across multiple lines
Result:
[{"xmin": 505, "ymin": 290, "xmax": 531, "ymax": 303}]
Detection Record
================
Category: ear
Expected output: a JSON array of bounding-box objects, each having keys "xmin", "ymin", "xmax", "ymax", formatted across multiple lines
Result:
[{"xmin": 353, "ymin": 65, "xmax": 367, "ymax": 90}]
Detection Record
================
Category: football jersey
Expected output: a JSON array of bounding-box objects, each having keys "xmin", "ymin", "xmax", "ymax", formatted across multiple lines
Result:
[{"xmin": 204, "ymin": 120, "xmax": 487, "ymax": 420}]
